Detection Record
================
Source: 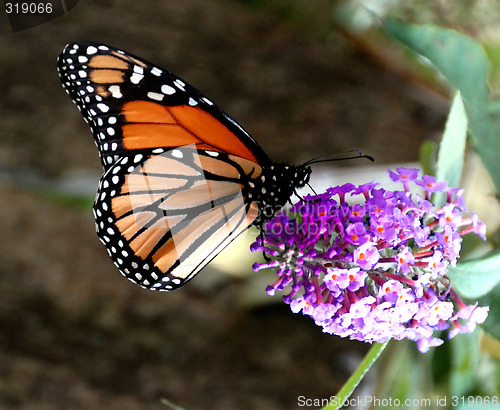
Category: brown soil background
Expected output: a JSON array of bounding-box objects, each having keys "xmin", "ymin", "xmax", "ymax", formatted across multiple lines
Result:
[{"xmin": 0, "ymin": 1, "xmax": 445, "ymax": 409}]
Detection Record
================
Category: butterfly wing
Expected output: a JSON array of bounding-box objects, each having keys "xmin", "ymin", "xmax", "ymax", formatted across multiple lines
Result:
[
  {"xmin": 95, "ymin": 146, "xmax": 260, "ymax": 290},
  {"xmin": 57, "ymin": 41, "xmax": 268, "ymax": 290},
  {"xmin": 57, "ymin": 42, "xmax": 271, "ymax": 169}
]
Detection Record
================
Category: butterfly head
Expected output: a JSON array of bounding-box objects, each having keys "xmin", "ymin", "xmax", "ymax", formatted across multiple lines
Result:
[
  {"xmin": 290, "ymin": 164, "xmax": 312, "ymax": 191},
  {"xmin": 248, "ymin": 163, "xmax": 311, "ymax": 224}
]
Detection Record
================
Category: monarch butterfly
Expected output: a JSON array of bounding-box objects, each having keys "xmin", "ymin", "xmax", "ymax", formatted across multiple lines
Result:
[{"xmin": 57, "ymin": 41, "xmax": 311, "ymax": 291}]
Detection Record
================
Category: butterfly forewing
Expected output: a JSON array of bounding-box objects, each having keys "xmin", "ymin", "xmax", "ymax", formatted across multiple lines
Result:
[{"xmin": 57, "ymin": 42, "xmax": 271, "ymax": 170}]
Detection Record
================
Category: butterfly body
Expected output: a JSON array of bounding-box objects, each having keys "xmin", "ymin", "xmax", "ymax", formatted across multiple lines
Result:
[{"xmin": 58, "ymin": 42, "xmax": 310, "ymax": 290}]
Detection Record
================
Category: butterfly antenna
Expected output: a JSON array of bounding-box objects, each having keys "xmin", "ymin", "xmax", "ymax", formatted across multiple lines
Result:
[{"xmin": 302, "ymin": 149, "xmax": 374, "ymax": 167}]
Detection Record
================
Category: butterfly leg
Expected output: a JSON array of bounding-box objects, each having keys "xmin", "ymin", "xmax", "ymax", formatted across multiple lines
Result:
[{"xmin": 256, "ymin": 221, "xmax": 271, "ymax": 262}]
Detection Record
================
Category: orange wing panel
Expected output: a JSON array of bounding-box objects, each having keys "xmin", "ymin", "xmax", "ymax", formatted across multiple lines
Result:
[
  {"xmin": 120, "ymin": 101, "xmax": 259, "ymax": 163},
  {"xmin": 90, "ymin": 69, "xmax": 125, "ymax": 84},
  {"xmin": 124, "ymin": 101, "xmax": 176, "ymax": 123},
  {"xmin": 89, "ymin": 55, "xmax": 129, "ymax": 70},
  {"xmin": 122, "ymin": 124, "xmax": 202, "ymax": 150},
  {"xmin": 170, "ymin": 105, "xmax": 258, "ymax": 162}
]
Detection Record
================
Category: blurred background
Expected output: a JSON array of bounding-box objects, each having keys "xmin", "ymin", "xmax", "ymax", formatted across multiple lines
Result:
[{"xmin": 0, "ymin": 0, "xmax": 497, "ymax": 409}]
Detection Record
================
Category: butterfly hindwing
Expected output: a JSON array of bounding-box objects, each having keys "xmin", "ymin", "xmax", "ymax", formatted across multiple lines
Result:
[{"xmin": 94, "ymin": 145, "xmax": 260, "ymax": 290}]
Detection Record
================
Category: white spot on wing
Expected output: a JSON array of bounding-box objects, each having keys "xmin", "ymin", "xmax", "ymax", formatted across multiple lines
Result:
[
  {"xmin": 161, "ymin": 84, "xmax": 176, "ymax": 95},
  {"xmin": 147, "ymin": 91, "xmax": 164, "ymax": 101},
  {"xmin": 174, "ymin": 79, "xmax": 185, "ymax": 91},
  {"xmin": 97, "ymin": 103, "xmax": 109, "ymax": 113},
  {"xmin": 171, "ymin": 149, "xmax": 183, "ymax": 158},
  {"xmin": 109, "ymin": 85, "xmax": 122, "ymax": 98},
  {"xmin": 130, "ymin": 72, "xmax": 144, "ymax": 84}
]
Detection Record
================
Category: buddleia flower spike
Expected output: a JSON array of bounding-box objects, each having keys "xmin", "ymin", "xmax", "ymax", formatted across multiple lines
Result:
[{"xmin": 251, "ymin": 168, "xmax": 488, "ymax": 352}]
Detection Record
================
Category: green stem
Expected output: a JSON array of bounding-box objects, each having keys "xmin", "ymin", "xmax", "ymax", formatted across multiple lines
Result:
[{"xmin": 321, "ymin": 341, "xmax": 389, "ymax": 410}]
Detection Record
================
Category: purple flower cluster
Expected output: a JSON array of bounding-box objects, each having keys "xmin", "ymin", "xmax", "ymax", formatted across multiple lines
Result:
[{"xmin": 251, "ymin": 168, "xmax": 488, "ymax": 352}]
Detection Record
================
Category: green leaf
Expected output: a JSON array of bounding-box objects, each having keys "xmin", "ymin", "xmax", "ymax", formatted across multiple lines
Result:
[
  {"xmin": 447, "ymin": 250, "xmax": 500, "ymax": 299},
  {"xmin": 436, "ymin": 91, "xmax": 467, "ymax": 187},
  {"xmin": 383, "ymin": 18, "xmax": 489, "ymax": 108},
  {"xmin": 480, "ymin": 283, "xmax": 500, "ymax": 340},
  {"xmin": 383, "ymin": 18, "xmax": 500, "ymax": 194},
  {"xmin": 433, "ymin": 91, "xmax": 467, "ymax": 206}
]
